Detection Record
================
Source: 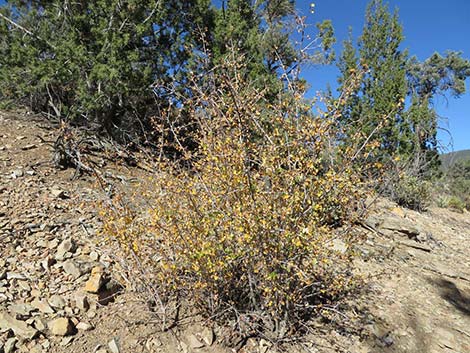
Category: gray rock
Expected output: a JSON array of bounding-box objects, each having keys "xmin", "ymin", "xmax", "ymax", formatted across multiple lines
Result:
[
  {"xmin": 0, "ymin": 311, "xmax": 38, "ymax": 339},
  {"xmin": 31, "ymin": 298, "xmax": 55, "ymax": 314},
  {"xmin": 108, "ymin": 338, "xmax": 121, "ymax": 353},
  {"xmin": 89, "ymin": 251, "xmax": 99, "ymax": 262},
  {"xmin": 380, "ymin": 217, "xmax": 421, "ymax": 238},
  {"xmin": 51, "ymin": 188, "xmax": 69, "ymax": 200},
  {"xmin": 6, "ymin": 273, "xmax": 27, "ymax": 281},
  {"xmin": 55, "ymin": 239, "xmax": 75, "ymax": 260},
  {"xmin": 33, "ymin": 317, "xmax": 47, "ymax": 331},
  {"xmin": 60, "ymin": 336, "xmax": 74, "ymax": 346},
  {"xmin": 76, "ymin": 321, "xmax": 93, "ymax": 331},
  {"xmin": 74, "ymin": 293, "xmax": 89, "ymax": 312},
  {"xmin": 201, "ymin": 327, "xmax": 215, "ymax": 346},
  {"xmin": 331, "ymin": 238, "xmax": 348, "ymax": 254},
  {"xmin": 9, "ymin": 303, "xmax": 36, "ymax": 318},
  {"xmin": 4, "ymin": 337, "xmax": 18, "ymax": 353},
  {"xmin": 47, "ymin": 239, "xmax": 59, "ymax": 249},
  {"xmin": 48, "ymin": 295, "xmax": 66, "ymax": 310},
  {"xmin": 186, "ymin": 334, "xmax": 204, "ymax": 349},
  {"xmin": 62, "ymin": 261, "xmax": 82, "ymax": 279}
]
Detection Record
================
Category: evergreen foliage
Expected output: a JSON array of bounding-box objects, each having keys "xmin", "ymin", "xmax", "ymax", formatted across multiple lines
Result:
[
  {"xmin": 0, "ymin": 0, "xmax": 335, "ymax": 142},
  {"xmin": 336, "ymin": 0, "xmax": 470, "ymax": 179},
  {"xmin": 0, "ymin": 0, "xmax": 215, "ymax": 141},
  {"xmin": 406, "ymin": 52, "xmax": 470, "ymax": 176},
  {"xmin": 337, "ymin": 0, "xmax": 409, "ymax": 167}
]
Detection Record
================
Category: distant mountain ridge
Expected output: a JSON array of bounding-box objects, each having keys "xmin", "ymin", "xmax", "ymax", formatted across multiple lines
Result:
[{"xmin": 440, "ymin": 149, "xmax": 470, "ymax": 170}]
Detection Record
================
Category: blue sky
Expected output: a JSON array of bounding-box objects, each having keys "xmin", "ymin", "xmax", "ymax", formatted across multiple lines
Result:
[{"xmin": 295, "ymin": 0, "xmax": 470, "ymax": 152}]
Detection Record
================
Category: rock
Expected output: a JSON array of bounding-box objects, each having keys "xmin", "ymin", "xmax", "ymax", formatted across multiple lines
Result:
[
  {"xmin": 76, "ymin": 321, "xmax": 93, "ymax": 331},
  {"xmin": 56, "ymin": 239, "xmax": 75, "ymax": 260},
  {"xmin": 12, "ymin": 169, "xmax": 24, "ymax": 178},
  {"xmin": 60, "ymin": 336, "xmax": 74, "ymax": 346},
  {"xmin": 201, "ymin": 327, "xmax": 215, "ymax": 346},
  {"xmin": 145, "ymin": 338, "xmax": 163, "ymax": 351},
  {"xmin": 86, "ymin": 310, "xmax": 97, "ymax": 319},
  {"xmin": 108, "ymin": 338, "xmax": 121, "ymax": 353},
  {"xmin": 50, "ymin": 188, "xmax": 69, "ymax": 199},
  {"xmin": 0, "ymin": 311, "xmax": 38, "ymax": 340},
  {"xmin": 186, "ymin": 334, "xmax": 205, "ymax": 349},
  {"xmin": 4, "ymin": 337, "xmax": 18, "ymax": 353},
  {"xmin": 62, "ymin": 261, "xmax": 82, "ymax": 279},
  {"xmin": 74, "ymin": 293, "xmax": 89, "ymax": 312},
  {"xmin": 380, "ymin": 217, "xmax": 421, "ymax": 238},
  {"xmin": 48, "ymin": 295, "xmax": 66, "ymax": 310},
  {"xmin": 29, "ymin": 344, "xmax": 43, "ymax": 353},
  {"xmin": 33, "ymin": 317, "xmax": 47, "ymax": 331},
  {"xmin": 390, "ymin": 207, "xmax": 405, "ymax": 217},
  {"xmin": 48, "ymin": 239, "xmax": 59, "ymax": 249},
  {"xmin": 399, "ymin": 239, "xmax": 432, "ymax": 252},
  {"xmin": 6, "ymin": 273, "xmax": 27, "ymax": 281},
  {"xmin": 9, "ymin": 303, "xmax": 36, "ymax": 318},
  {"xmin": 84, "ymin": 267, "xmax": 104, "ymax": 293},
  {"xmin": 17, "ymin": 280, "xmax": 31, "ymax": 292},
  {"xmin": 31, "ymin": 299, "xmax": 55, "ymax": 314},
  {"xmin": 89, "ymin": 251, "xmax": 99, "ymax": 262},
  {"xmin": 0, "ymin": 294, "xmax": 8, "ymax": 303},
  {"xmin": 40, "ymin": 257, "xmax": 55, "ymax": 271},
  {"xmin": 21, "ymin": 144, "xmax": 37, "ymax": 151},
  {"xmin": 48, "ymin": 317, "xmax": 74, "ymax": 336},
  {"xmin": 331, "ymin": 238, "xmax": 348, "ymax": 254},
  {"xmin": 41, "ymin": 339, "xmax": 51, "ymax": 350},
  {"xmin": 259, "ymin": 339, "xmax": 272, "ymax": 353}
]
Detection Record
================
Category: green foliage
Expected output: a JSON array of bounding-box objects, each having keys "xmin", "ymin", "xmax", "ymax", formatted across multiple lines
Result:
[
  {"xmin": 444, "ymin": 159, "xmax": 470, "ymax": 210},
  {"xmin": 405, "ymin": 52, "xmax": 470, "ymax": 177},
  {"xmin": 211, "ymin": 0, "xmax": 334, "ymax": 97},
  {"xmin": 336, "ymin": 0, "xmax": 409, "ymax": 167},
  {"xmin": 0, "ymin": 1, "xmax": 214, "ymax": 139},
  {"xmin": 445, "ymin": 196, "xmax": 466, "ymax": 213},
  {"xmin": 336, "ymin": 0, "xmax": 470, "ymax": 185},
  {"xmin": 0, "ymin": 0, "xmax": 335, "ymax": 143},
  {"xmin": 390, "ymin": 172, "xmax": 432, "ymax": 212}
]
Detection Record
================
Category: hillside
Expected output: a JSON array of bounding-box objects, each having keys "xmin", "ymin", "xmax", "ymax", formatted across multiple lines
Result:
[
  {"xmin": 440, "ymin": 149, "xmax": 470, "ymax": 171},
  {"xmin": 0, "ymin": 111, "xmax": 469, "ymax": 353}
]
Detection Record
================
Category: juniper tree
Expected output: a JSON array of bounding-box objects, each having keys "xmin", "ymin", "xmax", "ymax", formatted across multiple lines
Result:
[
  {"xmin": 0, "ymin": 0, "xmax": 214, "ymax": 141},
  {"xmin": 406, "ymin": 51, "xmax": 470, "ymax": 176}
]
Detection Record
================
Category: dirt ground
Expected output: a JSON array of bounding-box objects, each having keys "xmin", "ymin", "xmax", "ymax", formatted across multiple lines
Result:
[{"xmin": 0, "ymin": 111, "xmax": 468, "ymax": 353}]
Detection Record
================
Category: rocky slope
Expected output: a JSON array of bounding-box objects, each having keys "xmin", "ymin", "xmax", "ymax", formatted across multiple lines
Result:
[{"xmin": 0, "ymin": 111, "xmax": 469, "ymax": 353}]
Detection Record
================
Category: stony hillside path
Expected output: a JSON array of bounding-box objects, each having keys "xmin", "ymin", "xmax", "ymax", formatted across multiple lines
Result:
[
  {"xmin": 353, "ymin": 200, "xmax": 470, "ymax": 353},
  {"xmin": 0, "ymin": 111, "xmax": 469, "ymax": 353}
]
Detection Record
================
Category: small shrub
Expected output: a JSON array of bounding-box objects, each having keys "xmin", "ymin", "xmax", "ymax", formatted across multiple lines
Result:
[
  {"xmin": 389, "ymin": 173, "xmax": 432, "ymax": 211},
  {"xmin": 446, "ymin": 196, "xmax": 466, "ymax": 213}
]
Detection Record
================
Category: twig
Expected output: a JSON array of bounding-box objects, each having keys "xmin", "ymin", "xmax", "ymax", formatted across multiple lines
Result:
[{"xmin": 0, "ymin": 12, "xmax": 56, "ymax": 49}]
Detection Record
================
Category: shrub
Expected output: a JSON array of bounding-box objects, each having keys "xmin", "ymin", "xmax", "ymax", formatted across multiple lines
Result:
[
  {"xmin": 101, "ymin": 60, "xmax": 371, "ymax": 341},
  {"xmin": 387, "ymin": 171, "xmax": 432, "ymax": 212},
  {"xmin": 446, "ymin": 159, "xmax": 470, "ymax": 210},
  {"xmin": 446, "ymin": 196, "xmax": 466, "ymax": 213}
]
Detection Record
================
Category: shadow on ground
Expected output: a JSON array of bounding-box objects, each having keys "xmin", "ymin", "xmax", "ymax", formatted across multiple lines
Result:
[{"xmin": 428, "ymin": 277, "xmax": 470, "ymax": 316}]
